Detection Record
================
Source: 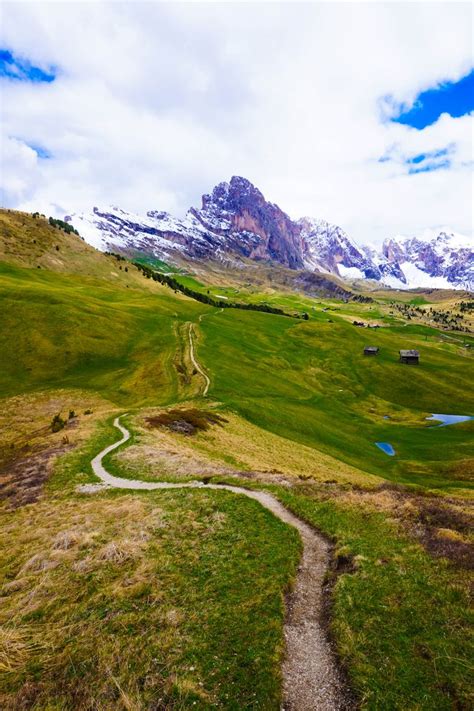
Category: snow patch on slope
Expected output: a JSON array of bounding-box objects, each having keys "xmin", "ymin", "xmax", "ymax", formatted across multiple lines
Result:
[
  {"xmin": 337, "ymin": 265, "xmax": 365, "ymax": 280},
  {"xmin": 398, "ymin": 262, "xmax": 455, "ymax": 289}
]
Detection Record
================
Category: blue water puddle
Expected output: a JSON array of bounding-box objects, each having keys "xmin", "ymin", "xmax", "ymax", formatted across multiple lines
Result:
[
  {"xmin": 375, "ymin": 442, "xmax": 396, "ymax": 456},
  {"xmin": 374, "ymin": 413, "xmax": 472, "ymax": 457},
  {"xmin": 426, "ymin": 413, "xmax": 474, "ymax": 427}
]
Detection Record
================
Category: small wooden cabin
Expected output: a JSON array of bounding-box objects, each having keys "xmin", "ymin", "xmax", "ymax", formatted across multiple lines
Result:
[
  {"xmin": 399, "ymin": 349, "xmax": 419, "ymax": 364},
  {"xmin": 364, "ymin": 346, "xmax": 379, "ymax": 356}
]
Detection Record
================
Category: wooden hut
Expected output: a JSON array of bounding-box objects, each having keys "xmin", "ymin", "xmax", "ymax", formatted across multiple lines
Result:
[
  {"xmin": 399, "ymin": 349, "xmax": 419, "ymax": 364},
  {"xmin": 364, "ymin": 346, "xmax": 379, "ymax": 356}
]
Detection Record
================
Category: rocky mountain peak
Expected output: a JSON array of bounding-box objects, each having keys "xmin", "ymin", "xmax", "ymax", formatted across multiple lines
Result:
[{"xmin": 191, "ymin": 176, "xmax": 304, "ymax": 269}]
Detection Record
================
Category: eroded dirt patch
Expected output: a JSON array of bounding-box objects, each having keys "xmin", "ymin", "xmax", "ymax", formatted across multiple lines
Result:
[
  {"xmin": 0, "ymin": 444, "xmax": 72, "ymax": 508},
  {"xmin": 146, "ymin": 408, "xmax": 228, "ymax": 436},
  {"xmin": 0, "ymin": 390, "xmax": 112, "ymax": 509},
  {"xmin": 293, "ymin": 480, "xmax": 474, "ymax": 570}
]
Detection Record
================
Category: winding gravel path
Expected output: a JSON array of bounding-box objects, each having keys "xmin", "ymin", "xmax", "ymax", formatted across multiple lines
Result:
[
  {"xmin": 188, "ymin": 323, "xmax": 210, "ymax": 396},
  {"xmin": 90, "ymin": 415, "xmax": 352, "ymax": 710}
]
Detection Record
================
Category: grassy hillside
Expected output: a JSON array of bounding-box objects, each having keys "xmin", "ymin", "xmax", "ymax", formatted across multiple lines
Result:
[
  {"xmin": 0, "ymin": 486, "xmax": 300, "ymax": 709},
  {"xmin": 0, "ymin": 264, "xmax": 209, "ymax": 406},
  {"xmin": 1, "ymin": 210, "xmax": 473, "ymax": 709},
  {"xmin": 196, "ymin": 305, "xmax": 473, "ymax": 493}
]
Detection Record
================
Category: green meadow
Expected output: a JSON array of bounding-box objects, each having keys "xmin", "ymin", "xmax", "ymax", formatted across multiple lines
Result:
[
  {"xmin": 0, "ymin": 211, "xmax": 473, "ymax": 709},
  {"xmin": 196, "ymin": 306, "xmax": 473, "ymax": 493},
  {"xmin": 0, "ymin": 260, "xmax": 209, "ymax": 406}
]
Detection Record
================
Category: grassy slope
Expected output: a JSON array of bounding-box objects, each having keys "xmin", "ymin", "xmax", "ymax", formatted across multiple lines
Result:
[
  {"xmin": 275, "ymin": 486, "xmax": 473, "ymax": 710},
  {"xmin": 0, "ymin": 487, "xmax": 300, "ymax": 710},
  {"xmin": 197, "ymin": 306, "xmax": 474, "ymax": 494},
  {"xmin": 1, "ymin": 211, "xmax": 473, "ymax": 709},
  {"xmin": 0, "ymin": 261, "xmax": 208, "ymax": 406}
]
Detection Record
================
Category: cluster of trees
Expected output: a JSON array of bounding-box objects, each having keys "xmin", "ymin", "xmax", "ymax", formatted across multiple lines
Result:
[
  {"xmin": 390, "ymin": 301, "xmax": 471, "ymax": 333},
  {"xmin": 352, "ymin": 294, "xmax": 373, "ymax": 303},
  {"xmin": 105, "ymin": 251, "xmax": 127, "ymax": 261},
  {"xmin": 133, "ymin": 262, "xmax": 305, "ymax": 319},
  {"xmin": 34, "ymin": 214, "xmax": 80, "ymax": 236},
  {"xmin": 390, "ymin": 302, "xmax": 425, "ymax": 321},
  {"xmin": 105, "ymin": 252, "xmax": 129, "ymax": 271},
  {"xmin": 51, "ymin": 410, "xmax": 76, "ymax": 432},
  {"xmin": 427, "ymin": 308, "xmax": 469, "ymax": 331},
  {"xmin": 459, "ymin": 301, "xmax": 474, "ymax": 313}
]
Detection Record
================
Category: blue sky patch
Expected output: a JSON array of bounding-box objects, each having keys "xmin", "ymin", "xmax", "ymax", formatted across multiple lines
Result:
[
  {"xmin": 27, "ymin": 143, "xmax": 52, "ymax": 159},
  {"xmin": 406, "ymin": 147, "xmax": 452, "ymax": 165},
  {"xmin": 0, "ymin": 49, "xmax": 56, "ymax": 83},
  {"xmin": 378, "ymin": 145, "xmax": 454, "ymax": 175},
  {"xmin": 407, "ymin": 147, "xmax": 453, "ymax": 174},
  {"xmin": 408, "ymin": 159, "xmax": 451, "ymax": 175},
  {"xmin": 390, "ymin": 69, "xmax": 474, "ymax": 129}
]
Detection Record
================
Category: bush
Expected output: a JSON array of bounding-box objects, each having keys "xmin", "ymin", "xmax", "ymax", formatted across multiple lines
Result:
[{"xmin": 51, "ymin": 414, "xmax": 66, "ymax": 432}]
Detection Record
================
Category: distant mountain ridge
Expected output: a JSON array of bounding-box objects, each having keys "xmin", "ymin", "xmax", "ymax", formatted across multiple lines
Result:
[{"xmin": 65, "ymin": 176, "xmax": 473, "ymax": 290}]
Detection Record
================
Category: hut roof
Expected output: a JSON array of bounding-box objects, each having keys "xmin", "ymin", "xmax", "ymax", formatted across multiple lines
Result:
[
  {"xmin": 364, "ymin": 346, "xmax": 379, "ymax": 352},
  {"xmin": 399, "ymin": 350, "xmax": 419, "ymax": 357}
]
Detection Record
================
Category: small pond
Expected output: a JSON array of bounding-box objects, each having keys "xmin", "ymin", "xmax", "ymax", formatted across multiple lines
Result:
[
  {"xmin": 375, "ymin": 442, "xmax": 396, "ymax": 456},
  {"xmin": 426, "ymin": 414, "xmax": 474, "ymax": 427}
]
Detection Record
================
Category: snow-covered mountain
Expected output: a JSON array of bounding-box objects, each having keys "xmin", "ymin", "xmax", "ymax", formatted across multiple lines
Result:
[
  {"xmin": 65, "ymin": 177, "xmax": 473, "ymax": 291},
  {"xmin": 377, "ymin": 231, "xmax": 473, "ymax": 290},
  {"xmin": 298, "ymin": 217, "xmax": 382, "ymax": 280}
]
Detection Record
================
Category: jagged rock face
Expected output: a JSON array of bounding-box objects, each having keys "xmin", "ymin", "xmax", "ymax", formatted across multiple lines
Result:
[
  {"xmin": 65, "ymin": 177, "xmax": 473, "ymax": 291},
  {"xmin": 190, "ymin": 177, "xmax": 305, "ymax": 268},
  {"xmin": 298, "ymin": 218, "xmax": 381, "ymax": 279}
]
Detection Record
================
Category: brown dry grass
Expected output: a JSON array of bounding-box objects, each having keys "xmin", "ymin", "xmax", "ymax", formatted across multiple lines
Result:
[
  {"xmin": 130, "ymin": 405, "xmax": 380, "ymax": 488},
  {"xmin": 146, "ymin": 407, "xmax": 227, "ymax": 435},
  {"xmin": 295, "ymin": 480, "xmax": 474, "ymax": 569},
  {"xmin": 0, "ymin": 496, "xmax": 183, "ymax": 706},
  {"xmin": 0, "ymin": 487, "xmax": 300, "ymax": 710},
  {"xmin": 0, "ymin": 390, "xmax": 115, "ymax": 508}
]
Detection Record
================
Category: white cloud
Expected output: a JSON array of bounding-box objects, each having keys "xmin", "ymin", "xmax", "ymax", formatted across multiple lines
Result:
[{"xmin": 0, "ymin": 1, "xmax": 472, "ymax": 245}]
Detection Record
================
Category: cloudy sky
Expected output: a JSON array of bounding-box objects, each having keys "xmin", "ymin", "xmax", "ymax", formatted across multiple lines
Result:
[{"xmin": 1, "ymin": 1, "xmax": 473, "ymax": 245}]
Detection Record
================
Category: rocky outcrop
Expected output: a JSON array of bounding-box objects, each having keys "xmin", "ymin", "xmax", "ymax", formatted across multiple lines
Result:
[{"xmin": 190, "ymin": 177, "xmax": 305, "ymax": 268}]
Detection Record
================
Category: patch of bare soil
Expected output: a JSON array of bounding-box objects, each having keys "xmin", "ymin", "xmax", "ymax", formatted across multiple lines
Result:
[
  {"xmin": 0, "ymin": 444, "xmax": 72, "ymax": 508},
  {"xmin": 375, "ymin": 484, "xmax": 474, "ymax": 569},
  {"xmin": 295, "ymin": 480, "xmax": 474, "ymax": 570},
  {"xmin": 146, "ymin": 408, "xmax": 228, "ymax": 436}
]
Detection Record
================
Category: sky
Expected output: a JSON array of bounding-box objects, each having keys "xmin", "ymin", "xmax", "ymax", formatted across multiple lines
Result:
[{"xmin": 0, "ymin": 2, "xmax": 473, "ymax": 246}]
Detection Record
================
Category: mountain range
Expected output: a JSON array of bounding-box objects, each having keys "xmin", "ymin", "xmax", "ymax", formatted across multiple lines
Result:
[{"xmin": 65, "ymin": 176, "xmax": 473, "ymax": 291}]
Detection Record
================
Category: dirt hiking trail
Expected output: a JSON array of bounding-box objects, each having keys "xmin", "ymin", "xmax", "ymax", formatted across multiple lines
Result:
[{"xmin": 90, "ymin": 414, "xmax": 353, "ymax": 710}]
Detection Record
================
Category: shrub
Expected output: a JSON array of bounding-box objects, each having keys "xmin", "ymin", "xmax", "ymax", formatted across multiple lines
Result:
[{"xmin": 51, "ymin": 414, "xmax": 66, "ymax": 432}]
